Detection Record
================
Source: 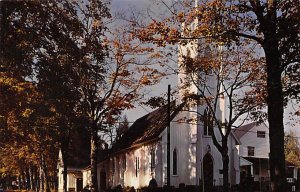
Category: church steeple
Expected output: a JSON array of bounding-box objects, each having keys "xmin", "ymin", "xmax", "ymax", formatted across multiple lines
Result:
[{"xmin": 177, "ymin": 0, "xmax": 225, "ymax": 123}]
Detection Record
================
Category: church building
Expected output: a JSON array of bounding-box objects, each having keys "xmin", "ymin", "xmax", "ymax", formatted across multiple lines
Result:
[{"xmin": 90, "ymin": 9, "xmax": 241, "ymax": 191}]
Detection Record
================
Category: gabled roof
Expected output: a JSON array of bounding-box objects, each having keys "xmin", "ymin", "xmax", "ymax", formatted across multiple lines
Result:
[
  {"xmin": 233, "ymin": 122, "xmax": 267, "ymax": 139},
  {"xmin": 109, "ymin": 101, "xmax": 183, "ymax": 154}
]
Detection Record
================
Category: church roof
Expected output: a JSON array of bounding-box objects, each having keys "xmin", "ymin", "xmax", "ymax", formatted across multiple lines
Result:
[{"xmin": 109, "ymin": 101, "xmax": 184, "ymax": 155}]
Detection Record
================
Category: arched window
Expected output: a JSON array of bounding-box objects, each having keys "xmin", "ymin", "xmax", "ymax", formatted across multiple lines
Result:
[
  {"xmin": 173, "ymin": 148, "xmax": 178, "ymax": 175},
  {"xmin": 186, "ymin": 48, "xmax": 191, "ymax": 58},
  {"xmin": 150, "ymin": 149, "xmax": 155, "ymax": 171},
  {"xmin": 135, "ymin": 157, "xmax": 139, "ymax": 177},
  {"xmin": 123, "ymin": 155, "xmax": 126, "ymax": 170},
  {"xmin": 203, "ymin": 108, "xmax": 213, "ymax": 136}
]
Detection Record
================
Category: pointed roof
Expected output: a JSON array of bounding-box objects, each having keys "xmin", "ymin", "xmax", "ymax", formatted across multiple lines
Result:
[
  {"xmin": 109, "ymin": 101, "xmax": 184, "ymax": 154},
  {"xmin": 233, "ymin": 122, "xmax": 267, "ymax": 139}
]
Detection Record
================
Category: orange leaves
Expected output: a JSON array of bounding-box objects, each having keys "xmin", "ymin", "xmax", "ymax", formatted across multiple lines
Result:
[
  {"xmin": 132, "ymin": 18, "xmax": 181, "ymax": 47},
  {"xmin": 140, "ymin": 76, "xmax": 151, "ymax": 85}
]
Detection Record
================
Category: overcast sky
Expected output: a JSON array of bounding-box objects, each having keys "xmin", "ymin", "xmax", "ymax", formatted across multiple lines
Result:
[{"xmin": 110, "ymin": 0, "xmax": 178, "ymax": 123}]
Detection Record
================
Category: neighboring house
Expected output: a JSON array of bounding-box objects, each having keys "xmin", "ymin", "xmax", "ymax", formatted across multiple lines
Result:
[
  {"xmin": 234, "ymin": 122, "xmax": 298, "ymax": 183},
  {"xmin": 57, "ymin": 128, "xmax": 90, "ymax": 192},
  {"xmin": 57, "ymin": 150, "xmax": 86, "ymax": 192},
  {"xmin": 234, "ymin": 122, "xmax": 270, "ymax": 182}
]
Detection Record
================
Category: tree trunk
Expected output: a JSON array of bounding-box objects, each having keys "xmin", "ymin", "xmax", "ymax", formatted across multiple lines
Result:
[
  {"xmin": 264, "ymin": 46, "xmax": 286, "ymax": 192},
  {"xmin": 222, "ymin": 141, "xmax": 229, "ymax": 192},
  {"xmin": 35, "ymin": 167, "xmax": 40, "ymax": 192},
  {"xmin": 61, "ymin": 144, "xmax": 69, "ymax": 192},
  {"xmin": 90, "ymin": 123, "xmax": 99, "ymax": 192},
  {"xmin": 25, "ymin": 169, "xmax": 30, "ymax": 190},
  {"xmin": 263, "ymin": 1, "xmax": 286, "ymax": 191},
  {"xmin": 29, "ymin": 167, "xmax": 35, "ymax": 190},
  {"xmin": 18, "ymin": 175, "xmax": 21, "ymax": 190},
  {"xmin": 41, "ymin": 154, "xmax": 51, "ymax": 192},
  {"xmin": 39, "ymin": 165, "xmax": 44, "ymax": 192}
]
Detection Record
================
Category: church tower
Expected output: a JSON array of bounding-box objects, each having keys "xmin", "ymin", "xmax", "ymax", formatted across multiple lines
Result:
[{"xmin": 176, "ymin": 0, "xmax": 227, "ymax": 187}]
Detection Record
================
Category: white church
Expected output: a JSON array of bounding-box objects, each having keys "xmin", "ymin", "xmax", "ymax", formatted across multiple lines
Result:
[
  {"xmin": 82, "ymin": 12, "xmax": 241, "ymax": 192},
  {"xmin": 58, "ymin": 1, "xmax": 242, "ymax": 191}
]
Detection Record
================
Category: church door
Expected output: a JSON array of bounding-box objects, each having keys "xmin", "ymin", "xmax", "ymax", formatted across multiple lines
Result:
[{"xmin": 203, "ymin": 153, "xmax": 214, "ymax": 192}]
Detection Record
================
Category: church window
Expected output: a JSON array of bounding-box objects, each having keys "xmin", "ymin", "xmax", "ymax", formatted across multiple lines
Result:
[
  {"xmin": 186, "ymin": 48, "xmax": 191, "ymax": 58},
  {"xmin": 123, "ymin": 155, "xmax": 126, "ymax": 170},
  {"xmin": 150, "ymin": 149, "xmax": 155, "ymax": 171},
  {"xmin": 136, "ymin": 157, "xmax": 139, "ymax": 177},
  {"xmin": 203, "ymin": 108, "xmax": 213, "ymax": 136},
  {"xmin": 173, "ymin": 148, "xmax": 178, "ymax": 175},
  {"xmin": 112, "ymin": 158, "xmax": 115, "ymax": 174}
]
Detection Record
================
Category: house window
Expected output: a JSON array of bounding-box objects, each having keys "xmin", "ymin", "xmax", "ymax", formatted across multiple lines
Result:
[
  {"xmin": 173, "ymin": 148, "xmax": 178, "ymax": 175},
  {"xmin": 150, "ymin": 149, "xmax": 155, "ymax": 171},
  {"xmin": 287, "ymin": 167, "xmax": 294, "ymax": 178},
  {"xmin": 203, "ymin": 108, "xmax": 213, "ymax": 136},
  {"xmin": 248, "ymin": 146, "xmax": 255, "ymax": 156},
  {"xmin": 257, "ymin": 131, "xmax": 266, "ymax": 138}
]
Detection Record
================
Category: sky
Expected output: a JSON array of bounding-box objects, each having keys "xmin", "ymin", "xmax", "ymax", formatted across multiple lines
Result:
[
  {"xmin": 110, "ymin": 0, "xmax": 178, "ymax": 123},
  {"xmin": 110, "ymin": 0, "xmax": 300, "ymax": 135}
]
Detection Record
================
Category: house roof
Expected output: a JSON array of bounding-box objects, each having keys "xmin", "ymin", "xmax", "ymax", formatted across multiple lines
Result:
[
  {"xmin": 109, "ymin": 101, "xmax": 183, "ymax": 155},
  {"xmin": 233, "ymin": 122, "xmax": 266, "ymax": 139}
]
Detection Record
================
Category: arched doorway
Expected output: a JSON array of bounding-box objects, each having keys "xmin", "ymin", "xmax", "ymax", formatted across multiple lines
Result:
[{"xmin": 203, "ymin": 153, "xmax": 213, "ymax": 192}]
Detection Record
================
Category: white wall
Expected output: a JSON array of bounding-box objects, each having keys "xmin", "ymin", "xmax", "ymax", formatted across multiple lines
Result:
[
  {"xmin": 238, "ymin": 123, "xmax": 269, "ymax": 158},
  {"xmin": 103, "ymin": 143, "xmax": 162, "ymax": 189},
  {"xmin": 82, "ymin": 169, "xmax": 91, "ymax": 188}
]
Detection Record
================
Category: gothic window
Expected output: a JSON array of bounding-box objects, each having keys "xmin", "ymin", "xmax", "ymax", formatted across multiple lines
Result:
[
  {"xmin": 186, "ymin": 48, "xmax": 191, "ymax": 58},
  {"xmin": 123, "ymin": 155, "xmax": 126, "ymax": 170},
  {"xmin": 203, "ymin": 108, "xmax": 213, "ymax": 136},
  {"xmin": 183, "ymin": 48, "xmax": 193, "ymax": 72},
  {"xmin": 136, "ymin": 157, "xmax": 139, "ymax": 177},
  {"xmin": 173, "ymin": 148, "xmax": 178, "ymax": 175},
  {"xmin": 150, "ymin": 149, "xmax": 155, "ymax": 171},
  {"xmin": 112, "ymin": 158, "xmax": 115, "ymax": 174}
]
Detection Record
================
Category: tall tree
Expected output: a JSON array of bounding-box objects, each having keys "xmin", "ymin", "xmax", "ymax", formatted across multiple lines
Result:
[
  {"xmin": 1, "ymin": 1, "xmax": 166, "ymax": 192},
  {"xmin": 131, "ymin": 1, "xmax": 300, "ymax": 191}
]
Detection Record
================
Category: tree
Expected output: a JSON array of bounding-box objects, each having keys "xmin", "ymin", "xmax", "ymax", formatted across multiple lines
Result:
[
  {"xmin": 284, "ymin": 130, "xmax": 300, "ymax": 167},
  {"xmin": 0, "ymin": 1, "xmax": 87, "ymax": 191},
  {"xmin": 1, "ymin": 1, "xmax": 166, "ymax": 192},
  {"xmin": 0, "ymin": 74, "xmax": 58, "ymax": 192},
  {"xmin": 131, "ymin": 1, "xmax": 300, "ymax": 191},
  {"xmin": 181, "ymin": 40, "xmax": 264, "ymax": 191},
  {"xmin": 103, "ymin": 115, "xmax": 130, "ymax": 145}
]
